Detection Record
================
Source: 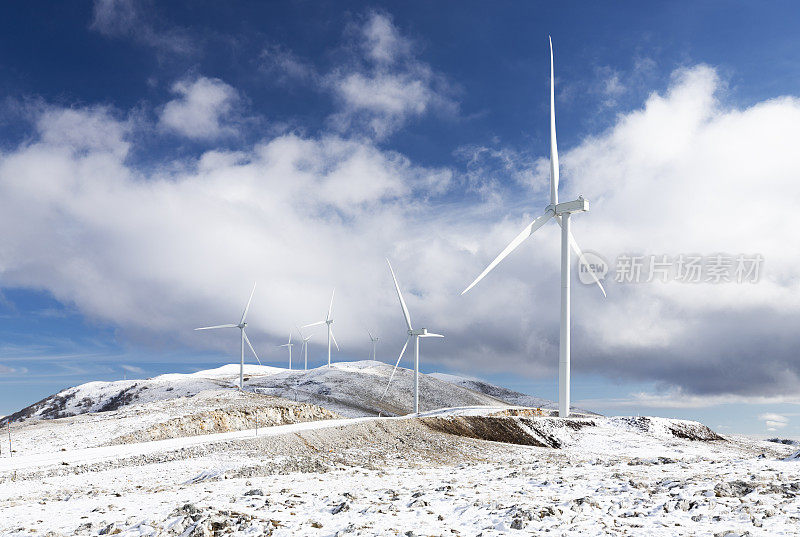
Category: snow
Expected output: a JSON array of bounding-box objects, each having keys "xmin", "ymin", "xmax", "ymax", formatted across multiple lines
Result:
[
  {"xmin": 1, "ymin": 361, "xmax": 798, "ymax": 536},
  {"xmin": 1, "ymin": 411, "xmax": 798, "ymax": 536},
  {"xmin": 4, "ymin": 360, "xmax": 524, "ymax": 425}
]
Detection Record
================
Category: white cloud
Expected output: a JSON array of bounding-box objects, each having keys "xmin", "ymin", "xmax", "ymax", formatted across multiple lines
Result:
[
  {"xmin": 158, "ymin": 77, "xmax": 239, "ymax": 140},
  {"xmin": 759, "ymin": 412, "xmax": 789, "ymax": 431},
  {"xmin": 260, "ymin": 46, "xmax": 319, "ymax": 85},
  {"xmin": 578, "ymin": 392, "xmax": 800, "ymax": 409},
  {"xmin": 260, "ymin": 12, "xmax": 456, "ymax": 140},
  {"xmin": 0, "ymin": 364, "xmax": 27, "ymax": 375},
  {"xmin": 2, "ymin": 62, "xmax": 800, "ymax": 399},
  {"xmin": 90, "ymin": 0, "xmax": 193, "ymax": 55},
  {"xmin": 120, "ymin": 364, "xmax": 145, "ymax": 374},
  {"xmin": 360, "ymin": 11, "xmax": 411, "ymax": 65}
]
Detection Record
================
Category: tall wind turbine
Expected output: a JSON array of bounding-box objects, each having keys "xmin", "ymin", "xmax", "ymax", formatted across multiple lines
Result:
[
  {"xmin": 461, "ymin": 37, "xmax": 606, "ymax": 418},
  {"xmin": 367, "ymin": 330, "xmax": 379, "ymax": 361},
  {"xmin": 278, "ymin": 331, "xmax": 294, "ymax": 370},
  {"xmin": 296, "ymin": 325, "xmax": 312, "ymax": 370},
  {"xmin": 303, "ymin": 289, "xmax": 339, "ymax": 368},
  {"xmin": 382, "ymin": 259, "xmax": 443, "ymax": 414},
  {"xmin": 195, "ymin": 282, "xmax": 262, "ymax": 390}
]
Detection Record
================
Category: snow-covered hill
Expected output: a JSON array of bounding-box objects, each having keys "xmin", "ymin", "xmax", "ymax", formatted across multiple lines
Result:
[
  {"xmin": 429, "ymin": 372, "xmax": 598, "ymax": 414},
  {"xmin": 3, "ymin": 360, "xmax": 573, "ymax": 424}
]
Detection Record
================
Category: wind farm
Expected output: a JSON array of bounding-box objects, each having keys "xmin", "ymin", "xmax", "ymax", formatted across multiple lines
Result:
[{"xmin": 1, "ymin": 4, "xmax": 799, "ymax": 535}]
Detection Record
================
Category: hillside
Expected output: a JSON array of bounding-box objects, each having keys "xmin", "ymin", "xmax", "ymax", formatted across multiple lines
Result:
[{"xmin": 3, "ymin": 360, "xmax": 572, "ymax": 425}]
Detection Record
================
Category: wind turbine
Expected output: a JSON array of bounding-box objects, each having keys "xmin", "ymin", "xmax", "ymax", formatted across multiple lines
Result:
[
  {"xmin": 195, "ymin": 282, "xmax": 262, "ymax": 391},
  {"xmin": 367, "ymin": 330, "xmax": 379, "ymax": 361},
  {"xmin": 303, "ymin": 289, "xmax": 339, "ymax": 368},
  {"xmin": 296, "ymin": 326, "xmax": 312, "ymax": 370},
  {"xmin": 277, "ymin": 331, "xmax": 294, "ymax": 370},
  {"xmin": 461, "ymin": 37, "xmax": 606, "ymax": 418},
  {"xmin": 381, "ymin": 259, "xmax": 443, "ymax": 414}
]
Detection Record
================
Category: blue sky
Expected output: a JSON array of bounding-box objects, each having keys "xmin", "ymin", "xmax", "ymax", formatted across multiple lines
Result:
[{"xmin": 1, "ymin": 1, "xmax": 799, "ymax": 438}]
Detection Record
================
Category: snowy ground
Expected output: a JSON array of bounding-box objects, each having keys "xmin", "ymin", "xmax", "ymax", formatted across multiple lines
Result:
[
  {"xmin": 2, "ymin": 410, "xmax": 799, "ymax": 536},
  {"xmin": 1, "ymin": 364, "xmax": 799, "ymax": 536}
]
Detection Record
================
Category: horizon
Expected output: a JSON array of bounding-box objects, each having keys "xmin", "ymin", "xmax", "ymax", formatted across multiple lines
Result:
[{"xmin": 1, "ymin": 1, "xmax": 799, "ymax": 438}]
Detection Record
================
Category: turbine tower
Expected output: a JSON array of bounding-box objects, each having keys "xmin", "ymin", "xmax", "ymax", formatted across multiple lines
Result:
[
  {"xmin": 278, "ymin": 331, "xmax": 294, "ymax": 370},
  {"xmin": 195, "ymin": 282, "xmax": 262, "ymax": 390},
  {"xmin": 367, "ymin": 330, "xmax": 379, "ymax": 361},
  {"xmin": 382, "ymin": 259, "xmax": 443, "ymax": 414},
  {"xmin": 461, "ymin": 38, "xmax": 606, "ymax": 418},
  {"xmin": 303, "ymin": 289, "xmax": 339, "ymax": 368},
  {"xmin": 297, "ymin": 325, "xmax": 312, "ymax": 370}
]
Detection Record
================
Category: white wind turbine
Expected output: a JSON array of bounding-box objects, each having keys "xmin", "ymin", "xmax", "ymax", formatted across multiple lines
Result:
[
  {"xmin": 194, "ymin": 282, "xmax": 262, "ymax": 390},
  {"xmin": 296, "ymin": 325, "xmax": 312, "ymax": 370},
  {"xmin": 461, "ymin": 37, "xmax": 606, "ymax": 418},
  {"xmin": 367, "ymin": 330, "xmax": 379, "ymax": 361},
  {"xmin": 381, "ymin": 259, "xmax": 443, "ymax": 414},
  {"xmin": 303, "ymin": 289, "xmax": 339, "ymax": 368},
  {"xmin": 277, "ymin": 331, "xmax": 294, "ymax": 370}
]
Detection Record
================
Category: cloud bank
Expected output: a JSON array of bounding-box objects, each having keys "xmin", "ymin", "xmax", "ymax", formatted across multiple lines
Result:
[{"xmin": 2, "ymin": 13, "xmax": 799, "ymax": 403}]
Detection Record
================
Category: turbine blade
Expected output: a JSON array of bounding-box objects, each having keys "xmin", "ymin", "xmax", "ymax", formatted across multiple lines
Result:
[
  {"xmin": 420, "ymin": 332, "xmax": 444, "ymax": 338},
  {"xmin": 386, "ymin": 258, "xmax": 412, "ymax": 331},
  {"xmin": 380, "ymin": 337, "xmax": 409, "ymax": 401},
  {"xmin": 302, "ymin": 320, "xmax": 326, "ymax": 328},
  {"xmin": 556, "ymin": 217, "xmax": 607, "ymax": 298},
  {"xmin": 461, "ymin": 211, "xmax": 554, "ymax": 295},
  {"xmin": 243, "ymin": 330, "xmax": 261, "ymax": 365},
  {"xmin": 367, "ymin": 329, "xmax": 374, "ymax": 341},
  {"xmin": 549, "ymin": 36, "xmax": 559, "ymax": 206},
  {"xmin": 296, "ymin": 325, "xmax": 304, "ymax": 340},
  {"xmin": 327, "ymin": 288, "xmax": 335, "ymax": 321},
  {"xmin": 194, "ymin": 324, "xmax": 237, "ymax": 330},
  {"xmin": 240, "ymin": 282, "xmax": 257, "ymax": 325},
  {"xmin": 288, "ymin": 331, "xmax": 292, "ymax": 344},
  {"xmin": 330, "ymin": 328, "xmax": 340, "ymax": 351}
]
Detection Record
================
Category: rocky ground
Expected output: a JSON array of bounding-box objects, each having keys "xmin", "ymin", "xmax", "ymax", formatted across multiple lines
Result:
[
  {"xmin": 1, "ymin": 363, "xmax": 798, "ymax": 536},
  {"xmin": 1, "ymin": 411, "xmax": 799, "ymax": 536}
]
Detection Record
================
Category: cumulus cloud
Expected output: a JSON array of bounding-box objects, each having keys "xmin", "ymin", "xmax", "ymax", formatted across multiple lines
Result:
[
  {"xmin": 90, "ymin": 0, "xmax": 193, "ymax": 55},
  {"xmin": 158, "ymin": 77, "xmax": 239, "ymax": 140},
  {"xmin": 327, "ymin": 12, "xmax": 456, "ymax": 139},
  {"xmin": 1, "ymin": 62, "xmax": 800, "ymax": 401},
  {"xmin": 264, "ymin": 12, "xmax": 456, "ymax": 140}
]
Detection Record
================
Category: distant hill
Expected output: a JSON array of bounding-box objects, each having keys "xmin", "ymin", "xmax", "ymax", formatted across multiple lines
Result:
[
  {"xmin": 429, "ymin": 372, "xmax": 598, "ymax": 415},
  {"xmin": 1, "ymin": 360, "xmax": 586, "ymax": 424}
]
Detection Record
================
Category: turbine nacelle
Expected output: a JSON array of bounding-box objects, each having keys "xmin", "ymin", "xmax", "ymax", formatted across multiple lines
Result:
[
  {"xmin": 554, "ymin": 196, "xmax": 588, "ymax": 215},
  {"xmin": 409, "ymin": 328, "xmax": 428, "ymax": 336}
]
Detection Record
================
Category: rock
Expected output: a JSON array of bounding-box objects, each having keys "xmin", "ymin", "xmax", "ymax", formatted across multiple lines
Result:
[
  {"xmin": 715, "ymin": 481, "xmax": 754, "ymax": 497},
  {"xmin": 510, "ymin": 519, "xmax": 525, "ymax": 530},
  {"xmin": 331, "ymin": 501, "xmax": 349, "ymax": 514},
  {"xmin": 98, "ymin": 523, "xmax": 119, "ymax": 535},
  {"xmin": 408, "ymin": 498, "xmax": 429, "ymax": 508},
  {"xmin": 310, "ymin": 521, "xmax": 323, "ymax": 528},
  {"xmin": 182, "ymin": 503, "xmax": 198, "ymax": 514},
  {"xmin": 188, "ymin": 520, "xmax": 211, "ymax": 537},
  {"xmin": 244, "ymin": 489, "xmax": 264, "ymax": 497}
]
